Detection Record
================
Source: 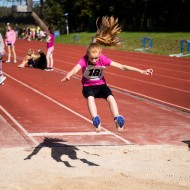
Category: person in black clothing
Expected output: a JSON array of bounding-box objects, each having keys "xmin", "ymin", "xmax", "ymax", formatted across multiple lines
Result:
[{"xmin": 34, "ymin": 49, "xmax": 47, "ymax": 69}]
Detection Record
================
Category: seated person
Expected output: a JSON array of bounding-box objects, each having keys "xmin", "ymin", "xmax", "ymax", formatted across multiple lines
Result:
[
  {"xmin": 33, "ymin": 49, "xmax": 47, "ymax": 69},
  {"xmin": 18, "ymin": 49, "xmax": 37, "ymax": 68},
  {"xmin": 38, "ymin": 30, "xmax": 46, "ymax": 41}
]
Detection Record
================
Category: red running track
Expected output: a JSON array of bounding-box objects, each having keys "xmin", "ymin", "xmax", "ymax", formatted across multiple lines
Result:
[{"xmin": 0, "ymin": 39, "xmax": 190, "ymax": 147}]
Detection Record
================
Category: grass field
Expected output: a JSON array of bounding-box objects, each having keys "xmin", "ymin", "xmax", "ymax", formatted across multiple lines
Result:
[{"xmin": 55, "ymin": 32, "xmax": 190, "ymax": 56}]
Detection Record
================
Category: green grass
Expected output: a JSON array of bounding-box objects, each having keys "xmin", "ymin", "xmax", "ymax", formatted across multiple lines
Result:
[{"xmin": 55, "ymin": 32, "xmax": 190, "ymax": 56}]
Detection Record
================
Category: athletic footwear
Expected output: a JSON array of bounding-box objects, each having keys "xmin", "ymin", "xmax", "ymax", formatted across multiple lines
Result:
[
  {"xmin": 5, "ymin": 60, "xmax": 10, "ymax": 63},
  {"xmin": 114, "ymin": 115, "xmax": 125, "ymax": 131},
  {"xmin": 0, "ymin": 75, "xmax": 6, "ymax": 84},
  {"xmin": 92, "ymin": 116, "xmax": 101, "ymax": 132},
  {"xmin": 44, "ymin": 67, "xmax": 50, "ymax": 71},
  {"xmin": 18, "ymin": 64, "xmax": 25, "ymax": 68},
  {"xmin": 14, "ymin": 60, "xmax": 17, "ymax": 63}
]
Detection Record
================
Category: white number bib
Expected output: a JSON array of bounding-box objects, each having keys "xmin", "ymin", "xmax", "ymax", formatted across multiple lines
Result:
[{"xmin": 83, "ymin": 65, "xmax": 105, "ymax": 80}]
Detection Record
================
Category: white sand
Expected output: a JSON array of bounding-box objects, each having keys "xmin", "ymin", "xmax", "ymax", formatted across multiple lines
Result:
[{"xmin": 0, "ymin": 145, "xmax": 190, "ymax": 190}]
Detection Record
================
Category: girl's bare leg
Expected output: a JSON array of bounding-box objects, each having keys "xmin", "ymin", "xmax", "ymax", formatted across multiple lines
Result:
[
  {"xmin": 49, "ymin": 53, "xmax": 53, "ymax": 68},
  {"xmin": 46, "ymin": 50, "xmax": 50, "ymax": 68},
  {"xmin": 87, "ymin": 96, "xmax": 101, "ymax": 132},
  {"xmin": 87, "ymin": 96, "xmax": 97, "ymax": 118},
  {"xmin": 107, "ymin": 95, "xmax": 124, "ymax": 131},
  {"xmin": 7, "ymin": 46, "xmax": 11, "ymax": 61},
  {"xmin": 11, "ymin": 45, "xmax": 17, "ymax": 62},
  {"xmin": 107, "ymin": 95, "xmax": 119, "ymax": 118}
]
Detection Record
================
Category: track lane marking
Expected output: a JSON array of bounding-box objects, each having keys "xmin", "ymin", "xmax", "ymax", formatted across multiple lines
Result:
[
  {"xmin": 16, "ymin": 41, "xmax": 190, "ymax": 66},
  {"xmin": 54, "ymin": 68, "xmax": 190, "ymax": 113},
  {"xmin": 4, "ymin": 73, "xmax": 132, "ymax": 145},
  {"xmin": 29, "ymin": 131, "xmax": 112, "ymax": 136},
  {"xmin": 0, "ymin": 105, "xmax": 39, "ymax": 146}
]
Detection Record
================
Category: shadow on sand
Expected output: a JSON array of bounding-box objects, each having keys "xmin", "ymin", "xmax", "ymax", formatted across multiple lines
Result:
[{"xmin": 24, "ymin": 137, "xmax": 99, "ymax": 167}]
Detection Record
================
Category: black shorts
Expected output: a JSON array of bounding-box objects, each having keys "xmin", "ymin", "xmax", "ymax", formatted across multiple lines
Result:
[
  {"xmin": 28, "ymin": 59, "xmax": 35, "ymax": 66},
  {"xmin": 82, "ymin": 84, "xmax": 113, "ymax": 99},
  {"xmin": 7, "ymin": 43, "xmax": 13, "ymax": 46}
]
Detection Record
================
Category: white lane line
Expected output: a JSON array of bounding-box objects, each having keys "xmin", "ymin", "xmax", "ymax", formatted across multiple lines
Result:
[
  {"xmin": 55, "ymin": 67, "xmax": 190, "ymax": 94},
  {"xmin": 5, "ymin": 73, "xmax": 132, "ymax": 145},
  {"xmin": 29, "ymin": 131, "xmax": 112, "ymax": 136},
  {"xmin": 54, "ymin": 67, "xmax": 190, "ymax": 113},
  {"xmin": 109, "ymin": 85, "xmax": 190, "ymax": 113},
  {"xmin": 0, "ymin": 105, "xmax": 39, "ymax": 146}
]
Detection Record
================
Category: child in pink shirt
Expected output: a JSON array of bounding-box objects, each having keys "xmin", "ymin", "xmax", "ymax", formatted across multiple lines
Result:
[
  {"xmin": 61, "ymin": 17, "xmax": 153, "ymax": 132},
  {"xmin": 5, "ymin": 25, "xmax": 17, "ymax": 63},
  {"xmin": 45, "ymin": 27, "xmax": 55, "ymax": 71}
]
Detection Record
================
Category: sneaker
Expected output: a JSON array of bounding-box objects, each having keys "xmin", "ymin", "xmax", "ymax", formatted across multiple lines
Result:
[
  {"xmin": 0, "ymin": 75, "xmax": 6, "ymax": 84},
  {"xmin": 14, "ymin": 60, "xmax": 17, "ymax": 63},
  {"xmin": 44, "ymin": 67, "xmax": 50, "ymax": 71},
  {"xmin": 5, "ymin": 60, "xmax": 10, "ymax": 63},
  {"xmin": 114, "ymin": 115, "xmax": 125, "ymax": 131},
  {"xmin": 92, "ymin": 116, "xmax": 101, "ymax": 132},
  {"xmin": 18, "ymin": 64, "xmax": 25, "ymax": 68},
  {"xmin": 49, "ymin": 68, "xmax": 54, "ymax": 71}
]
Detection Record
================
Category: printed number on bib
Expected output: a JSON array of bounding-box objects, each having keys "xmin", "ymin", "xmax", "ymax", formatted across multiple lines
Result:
[
  {"xmin": 83, "ymin": 66, "xmax": 104, "ymax": 80},
  {"xmin": 89, "ymin": 69, "xmax": 102, "ymax": 77}
]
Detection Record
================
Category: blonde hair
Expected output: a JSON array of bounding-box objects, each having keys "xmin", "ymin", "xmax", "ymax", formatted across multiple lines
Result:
[
  {"xmin": 93, "ymin": 16, "xmax": 122, "ymax": 46},
  {"xmin": 87, "ymin": 42, "xmax": 102, "ymax": 54},
  {"xmin": 28, "ymin": 49, "xmax": 34, "ymax": 55}
]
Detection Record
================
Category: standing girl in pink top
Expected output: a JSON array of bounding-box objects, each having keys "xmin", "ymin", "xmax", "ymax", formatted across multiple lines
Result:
[
  {"xmin": 5, "ymin": 25, "xmax": 17, "ymax": 63},
  {"xmin": 45, "ymin": 27, "xmax": 55, "ymax": 71},
  {"xmin": 61, "ymin": 17, "xmax": 153, "ymax": 132}
]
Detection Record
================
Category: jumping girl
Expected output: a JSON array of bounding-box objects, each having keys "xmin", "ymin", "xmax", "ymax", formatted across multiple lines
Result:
[{"xmin": 61, "ymin": 16, "xmax": 153, "ymax": 132}]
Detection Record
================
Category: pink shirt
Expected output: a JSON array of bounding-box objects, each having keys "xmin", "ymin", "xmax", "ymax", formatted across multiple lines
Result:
[
  {"xmin": 47, "ymin": 33, "xmax": 55, "ymax": 49},
  {"xmin": 78, "ymin": 54, "xmax": 112, "ymax": 86},
  {"xmin": 5, "ymin": 30, "xmax": 16, "ymax": 45}
]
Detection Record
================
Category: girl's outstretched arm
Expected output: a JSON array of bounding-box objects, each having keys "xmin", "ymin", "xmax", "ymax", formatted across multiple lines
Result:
[
  {"xmin": 110, "ymin": 61, "xmax": 153, "ymax": 75},
  {"xmin": 61, "ymin": 64, "xmax": 82, "ymax": 82}
]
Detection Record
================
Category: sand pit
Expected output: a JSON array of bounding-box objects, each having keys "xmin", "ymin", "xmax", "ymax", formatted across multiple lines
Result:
[{"xmin": 0, "ymin": 144, "xmax": 190, "ymax": 190}]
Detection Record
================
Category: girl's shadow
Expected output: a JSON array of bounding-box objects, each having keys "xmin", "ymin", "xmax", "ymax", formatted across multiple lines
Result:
[{"xmin": 24, "ymin": 137, "xmax": 99, "ymax": 167}]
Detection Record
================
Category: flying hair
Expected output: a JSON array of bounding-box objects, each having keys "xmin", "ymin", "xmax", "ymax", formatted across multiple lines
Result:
[{"xmin": 93, "ymin": 16, "xmax": 122, "ymax": 46}]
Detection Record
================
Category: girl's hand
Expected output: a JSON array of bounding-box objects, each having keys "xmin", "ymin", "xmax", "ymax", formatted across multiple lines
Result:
[
  {"xmin": 142, "ymin": 69, "xmax": 153, "ymax": 75},
  {"xmin": 61, "ymin": 76, "xmax": 70, "ymax": 82}
]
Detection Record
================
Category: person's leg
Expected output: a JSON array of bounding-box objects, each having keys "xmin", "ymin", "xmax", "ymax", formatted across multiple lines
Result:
[
  {"xmin": 87, "ymin": 96, "xmax": 101, "ymax": 132},
  {"xmin": 49, "ymin": 47, "xmax": 54, "ymax": 70},
  {"xmin": 107, "ymin": 95, "xmax": 119, "ymax": 118},
  {"xmin": 0, "ymin": 56, "xmax": 3, "ymax": 76},
  {"xmin": 11, "ymin": 45, "xmax": 17, "ymax": 63},
  {"xmin": 0, "ymin": 53, "xmax": 6, "ymax": 84},
  {"xmin": 107, "ymin": 95, "xmax": 125, "ymax": 131},
  {"xmin": 49, "ymin": 52, "xmax": 53, "ymax": 68},
  {"xmin": 18, "ymin": 59, "xmax": 28, "ymax": 68},
  {"xmin": 87, "ymin": 96, "xmax": 97, "ymax": 118},
  {"xmin": 46, "ymin": 49, "xmax": 50, "ymax": 68},
  {"xmin": 6, "ymin": 46, "xmax": 11, "ymax": 62}
]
